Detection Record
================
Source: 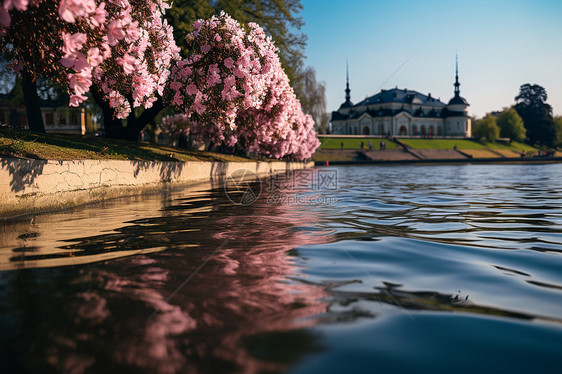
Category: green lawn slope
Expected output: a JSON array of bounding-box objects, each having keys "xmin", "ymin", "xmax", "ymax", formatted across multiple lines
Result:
[
  {"xmin": 318, "ymin": 136, "xmax": 399, "ymax": 150},
  {"xmin": 0, "ymin": 127, "xmax": 252, "ymax": 162},
  {"xmin": 397, "ymin": 138, "xmax": 537, "ymax": 152}
]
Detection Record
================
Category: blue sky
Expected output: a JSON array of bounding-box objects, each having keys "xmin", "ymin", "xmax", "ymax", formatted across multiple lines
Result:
[{"xmin": 300, "ymin": 0, "xmax": 562, "ymax": 118}]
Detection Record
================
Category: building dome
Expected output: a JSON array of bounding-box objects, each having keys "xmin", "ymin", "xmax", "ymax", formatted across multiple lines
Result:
[
  {"xmin": 339, "ymin": 100, "xmax": 353, "ymax": 109},
  {"xmin": 447, "ymin": 95, "xmax": 469, "ymax": 106}
]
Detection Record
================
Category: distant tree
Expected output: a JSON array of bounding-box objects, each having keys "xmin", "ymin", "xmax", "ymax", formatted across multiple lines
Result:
[
  {"xmin": 554, "ymin": 116, "xmax": 562, "ymax": 148},
  {"xmin": 514, "ymin": 84, "xmax": 555, "ymax": 146},
  {"xmin": 473, "ymin": 114, "xmax": 500, "ymax": 143},
  {"xmin": 294, "ymin": 66, "xmax": 327, "ymax": 133},
  {"xmin": 496, "ymin": 108, "xmax": 526, "ymax": 142}
]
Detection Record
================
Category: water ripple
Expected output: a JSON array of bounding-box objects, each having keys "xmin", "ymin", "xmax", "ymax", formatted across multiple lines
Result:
[{"xmin": 293, "ymin": 164, "xmax": 562, "ymax": 327}]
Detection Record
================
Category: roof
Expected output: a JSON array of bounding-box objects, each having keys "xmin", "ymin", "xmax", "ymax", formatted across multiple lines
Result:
[
  {"xmin": 441, "ymin": 108, "xmax": 467, "ymax": 117},
  {"xmin": 332, "ymin": 106, "xmax": 445, "ymax": 121},
  {"xmin": 447, "ymin": 95, "xmax": 469, "ymax": 106},
  {"xmin": 331, "ymin": 111, "xmax": 348, "ymax": 121},
  {"xmin": 354, "ymin": 88, "xmax": 446, "ymax": 108},
  {"xmin": 339, "ymin": 100, "xmax": 353, "ymax": 109}
]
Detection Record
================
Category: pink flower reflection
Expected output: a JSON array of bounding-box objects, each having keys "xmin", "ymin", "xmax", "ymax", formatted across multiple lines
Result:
[{"xmin": 92, "ymin": 199, "xmax": 333, "ymax": 373}]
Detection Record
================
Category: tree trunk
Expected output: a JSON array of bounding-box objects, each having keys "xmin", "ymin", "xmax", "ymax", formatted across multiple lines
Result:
[
  {"xmin": 90, "ymin": 85, "xmax": 125, "ymax": 138},
  {"xmin": 91, "ymin": 85, "xmax": 164, "ymax": 141},
  {"xmin": 124, "ymin": 99, "xmax": 164, "ymax": 142},
  {"xmin": 21, "ymin": 72, "xmax": 45, "ymax": 133}
]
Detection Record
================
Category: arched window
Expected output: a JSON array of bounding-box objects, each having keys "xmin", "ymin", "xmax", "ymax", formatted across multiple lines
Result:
[
  {"xmin": 353, "ymin": 127, "xmax": 358, "ymax": 135},
  {"xmin": 437, "ymin": 126, "xmax": 442, "ymax": 136},
  {"xmin": 420, "ymin": 125, "xmax": 426, "ymax": 136},
  {"xmin": 362, "ymin": 126, "xmax": 370, "ymax": 135},
  {"xmin": 399, "ymin": 125, "xmax": 407, "ymax": 135},
  {"xmin": 429, "ymin": 126, "xmax": 434, "ymax": 136},
  {"xmin": 412, "ymin": 124, "xmax": 418, "ymax": 135}
]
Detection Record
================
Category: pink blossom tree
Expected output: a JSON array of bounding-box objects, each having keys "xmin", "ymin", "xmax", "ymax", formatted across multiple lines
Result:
[
  {"xmin": 165, "ymin": 12, "xmax": 318, "ymax": 160},
  {"xmin": 1, "ymin": 0, "xmax": 179, "ymax": 138},
  {"xmin": 2, "ymin": 3, "xmax": 318, "ymax": 158}
]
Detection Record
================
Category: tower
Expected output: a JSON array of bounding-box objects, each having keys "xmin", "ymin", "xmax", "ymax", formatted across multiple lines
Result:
[
  {"xmin": 345, "ymin": 60, "xmax": 351, "ymax": 103},
  {"xmin": 454, "ymin": 53, "xmax": 460, "ymax": 97},
  {"xmin": 340, "ymin": 60, "xmax": 353, "ymax": 109},
  {"xmin": 445, "ymin": 53, "xmax": 471, "ymax": 137}
]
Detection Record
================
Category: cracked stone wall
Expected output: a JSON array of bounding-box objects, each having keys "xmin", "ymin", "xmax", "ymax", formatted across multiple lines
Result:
[{"xmin": 0, "ymin": 158, "xmax": 313, "ymax": 218}]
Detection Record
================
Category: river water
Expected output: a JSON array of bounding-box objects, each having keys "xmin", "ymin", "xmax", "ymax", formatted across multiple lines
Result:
[{"xmin": 1, "ymin": 163, "xmax": 561, "ymax": 373}]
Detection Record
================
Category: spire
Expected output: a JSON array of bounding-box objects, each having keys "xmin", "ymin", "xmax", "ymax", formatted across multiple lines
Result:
[
  {"xmin": 454, "ymin": 53, "xmax": 460, "ymax": 96},
  {"xmin": 345, "ymin": 59, "xmax": 351, "ymax": 104},
  {"xmin": 447, "ymin": 52, "xmax": 469, "ymax": 108}
]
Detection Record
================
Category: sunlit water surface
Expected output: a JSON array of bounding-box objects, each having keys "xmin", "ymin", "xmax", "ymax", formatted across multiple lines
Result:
[{"xmin": 1, "ymin": 163, "xmax": 562, "ymax": 373}]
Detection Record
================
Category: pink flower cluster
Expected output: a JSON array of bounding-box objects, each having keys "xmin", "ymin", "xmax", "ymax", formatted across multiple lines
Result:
[
  {"xmin": 1, "ymin": 0, "xmax": 179, "ymax": 118},
  {"xmin": 0, "ymin": 0, "xmax": 29, "ymax": 26},
  {"xmin": 234, "ymin": 22, "xmax": 319, "ymax": 160},
  {"xmin": 165, "ymin": 12, "xmax": 318, "ymax": 160},
  {"xmin": 94, "ymin": 0, "xmax": 180, "ymax": 118}
]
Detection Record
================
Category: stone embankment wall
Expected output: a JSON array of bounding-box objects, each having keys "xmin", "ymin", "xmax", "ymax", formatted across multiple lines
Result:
[{"xmin": 0, "ymin": 158, "xmax": 313, "ymax": 218}]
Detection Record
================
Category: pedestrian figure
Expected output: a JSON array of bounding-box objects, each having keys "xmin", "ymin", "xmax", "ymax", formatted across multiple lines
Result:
[
  {"xmin": 340, "ymin": 141, "xmax": 344, "ymax": 150},
  {"xmin": 380, "ymin": 140, "xmax": 383, "ymax": 150},
  {"xmin": 368, "ymin": 141, "xmax": 372, "ymax": 151},
  {"xmin": 360, "ymin": 141, "xmax": 364, "ymax": 150}
]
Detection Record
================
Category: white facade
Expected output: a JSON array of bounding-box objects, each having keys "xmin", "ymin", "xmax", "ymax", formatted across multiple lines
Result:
[
  {"xmin": 331, "ymin": 62, "xmax": 471, "ymax": 137},
  {"xmin": 331, "ymin": 87, "xmax": 471, "ymax": 137}
]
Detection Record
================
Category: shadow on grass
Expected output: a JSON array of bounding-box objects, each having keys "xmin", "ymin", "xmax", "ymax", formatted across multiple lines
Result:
[{"xmin": 0, "ymin": 127, "xmax": 252, "ymax": 162}]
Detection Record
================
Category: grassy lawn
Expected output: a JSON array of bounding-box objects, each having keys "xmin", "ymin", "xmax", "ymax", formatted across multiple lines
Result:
[
  {"xmin": 312, "ymin": 150, "xmax": 359, "ymax": 162},
  {"xmin": 318, "ymin": 136, "xmax": 399, "ymax": 150},
  {"xmin": 3, "ymin": 127, "xmax": 543, "ymax": 162},
  {"xmin": 488, "ymin": 141, "xmax": 536, "ymax": 152},
  {"xmin": 398, "ymin": 138, "xmax": 538, "ymax": 152},
  {"xmin": 0, "ymin": 127, "xmax": 252, "ymax": 162},
  {"xmin": 398, "ymin": 138, "xmax": 487, "ymax": 149}
]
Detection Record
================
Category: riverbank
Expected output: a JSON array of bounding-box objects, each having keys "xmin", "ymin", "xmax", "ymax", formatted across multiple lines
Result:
[
  {"xmin": 0, "ymin": 157, "xmax": 313, "ymax": 219},
  {"xmin": 315, "ymin": 156, "xmax": 562, "ymax": 166},
  {"xmin": 0, "ymin": 128, "xmax": 314, "ymax": 218},
  {"xmin": 313, "ymin": 136, "xmax": 561, "ymax": 164}
]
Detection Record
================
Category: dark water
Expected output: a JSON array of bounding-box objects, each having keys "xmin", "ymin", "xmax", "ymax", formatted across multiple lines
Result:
[{"xmin": 1, "ymin": 164, "xmax": 562, "ymax": 373}]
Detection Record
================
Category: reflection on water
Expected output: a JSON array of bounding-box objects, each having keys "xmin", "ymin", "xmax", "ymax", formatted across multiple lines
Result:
[
  {"xmin": 1, "ymin": 164, "xmax": 562, "ymax": 373},
  {"xmin": 1, "ymin": 179, "xmax": 332, "ymax": 373}
]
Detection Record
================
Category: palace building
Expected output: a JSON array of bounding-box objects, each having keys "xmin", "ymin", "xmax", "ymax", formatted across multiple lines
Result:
[{"xmin": 330, "ymin": 59, "xmax": 471, "ymax": 137}]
